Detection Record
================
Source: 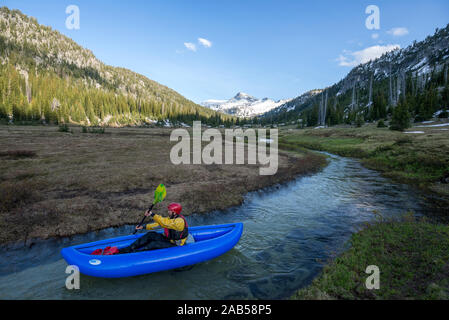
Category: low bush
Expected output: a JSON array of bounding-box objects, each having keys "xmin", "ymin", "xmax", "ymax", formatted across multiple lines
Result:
[
  {"xmin": 438, "ymin": 110, "xmax": 448, "ymax": 118},
  {"xmin": 377, "ymin": 120, "xmax": 387, "ymax": 128},
  {"xmin": 82, "ymin": 126, "xmax": 105, "ymax": 134},
  {"xmin": 389, "ymin": 103, "xmax": 411, "ymax": 131},
  {"xmin": 58, "ymin": 124, "xmax": 70, "ymax": 132},
  {"xmin": 0, "ymin": 150, "xmax": 36, "ymax": 159}
]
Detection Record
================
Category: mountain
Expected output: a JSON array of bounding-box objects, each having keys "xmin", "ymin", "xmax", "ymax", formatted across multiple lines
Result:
[
  {"xmin": 201, "ymin": 92, "xmax": 292, "ymax": 117},
  {"xmin": 0, "ymin": 7, "xmax": 234, "ymax": 126},
  {"xmin": 268, "ymin": 89, "xmax": 323, "ymax": 114},
  {"xmin": 260, "ymin": 24, "xmax": 449, "ymax": 127}
]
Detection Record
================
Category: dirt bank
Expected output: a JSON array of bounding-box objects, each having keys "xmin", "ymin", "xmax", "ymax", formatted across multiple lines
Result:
[{"xmin": 0, "ymin": 125, "xmax": 327, "ymax": 246}]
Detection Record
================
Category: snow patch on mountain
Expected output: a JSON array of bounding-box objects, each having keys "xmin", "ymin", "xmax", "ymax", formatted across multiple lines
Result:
[{"xmin": 201, "ymin": 92, "xmax": 292, "ymax": 117}]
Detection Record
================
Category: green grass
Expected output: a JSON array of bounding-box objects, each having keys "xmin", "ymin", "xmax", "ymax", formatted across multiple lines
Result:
[
  {"xmin": 280, "ymin": 125, "xmax": 449, "ymax": 300},
  {"xmin": 279, "ymin": 125, "xmax": 449, "ymax": 187},
  {"xmin": 281, "ymin": 135, "xmax": 367, "ymax": 158},
  {"xmin": 292, "ymin": 214, "xmax": 449, "ymax": 300}
]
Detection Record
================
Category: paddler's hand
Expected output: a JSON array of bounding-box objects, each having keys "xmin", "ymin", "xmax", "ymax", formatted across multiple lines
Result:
[
  {"xmin": 145, "ymin": 210, "xmax": 155, "ymax": 217},
  {"xmin": 135, "ymin": 225, "xmax": 144, "ymax": 231}
]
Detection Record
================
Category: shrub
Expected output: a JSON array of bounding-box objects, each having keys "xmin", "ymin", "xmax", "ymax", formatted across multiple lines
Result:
[
  {"xmin": 91, "ymin": 127, "xmax": 105, "ymax": 134},
  {"xmin": 58, "ymin": 124, "xmax": 69, "ymax": 132},
  {"xmin": 394, "ymin": 136, "xmax": 412, "ymax": 145},
  {"xmin": 377, "ymin": 120, "xmax": 387, "ymax": 128},
  {"xmin": 438, "ymin": 109, "xmax": 448, "ymax": 118},
  {"xmin": 355, "ymin": 114, "xmax": 364, "ymax": 127},
  {"xmin": 82, "ymin": 126, "xmax": 105, "ymax": 134},
  {"xmin": 0, "ymin": 150, "xmax": 36, "ymax": 159},
  {"xmin": 390, "ymin": 103, "xmax": 411, "ymax": 131}
]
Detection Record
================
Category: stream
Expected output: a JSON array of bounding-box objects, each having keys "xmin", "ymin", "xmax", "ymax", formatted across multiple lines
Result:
[{"xmin": 0, "ymin": 153, "xmax": 444, "ymax": 299}]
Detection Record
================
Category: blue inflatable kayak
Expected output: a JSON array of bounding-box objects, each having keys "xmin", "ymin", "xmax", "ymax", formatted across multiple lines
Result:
[{"xmin": 61, "ymin": 223, "xmax": 243, "ymax": 278}]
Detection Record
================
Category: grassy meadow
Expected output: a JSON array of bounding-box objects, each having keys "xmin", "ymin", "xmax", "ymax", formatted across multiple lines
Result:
[
  {"xmin": 0, "ymin": 124, "xmax": 327, "ymax": 245},
  {"xmin": 279, "ymin": 123, "xmax": 449, "ymax": 198}
]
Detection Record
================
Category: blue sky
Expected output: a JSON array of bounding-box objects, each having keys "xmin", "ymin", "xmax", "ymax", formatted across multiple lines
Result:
[{"xmin": 2, "ymin": 0, "xmax": 449, "ymax": 103}]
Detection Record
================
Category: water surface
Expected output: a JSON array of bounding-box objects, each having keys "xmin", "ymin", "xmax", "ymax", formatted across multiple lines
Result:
[{"xmin": 0, "ymin": 153, "xmax": 441, "ymax": 299}]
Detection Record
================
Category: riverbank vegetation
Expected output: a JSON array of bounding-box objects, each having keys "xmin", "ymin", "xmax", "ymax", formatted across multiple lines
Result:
[
  {"xmin": 279, "ymin": 124, "xmax": 449, "ymax": 200},
  {"xmin": 0, "ymin": 125, "xmax": 327, "ymax": 246},
  {"xmin": 292, "ymin": 213, "xmax": 449, "ymax": 300},
  {"xmin": 280, "ymin": 123, "xmax": 449, "ymax": 300}
]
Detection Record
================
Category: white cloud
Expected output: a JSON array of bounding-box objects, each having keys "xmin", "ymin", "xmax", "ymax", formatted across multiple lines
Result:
[
  {"xmin": 371, "ymin": 33, "xmax": 379, "ymax": 39},
  {"xmin": 198, "ymin": 38, "xmax": 212, "ymax": 48},
  {"xmin": 337, "ymin": 44, "xmax": 400, "ymax": 67},
  {"xmin": 184, "ymin": 42, "xmax": 197, "ymax": 52},
  {"xmin": 387, "ymin": 27, "xmax": 409, "ymax": 37}
]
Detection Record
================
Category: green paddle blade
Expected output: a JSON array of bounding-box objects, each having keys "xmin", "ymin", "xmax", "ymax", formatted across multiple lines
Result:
[{"xmin": 153, "ymin": 184, "xmax": 166, "ymax": 205}]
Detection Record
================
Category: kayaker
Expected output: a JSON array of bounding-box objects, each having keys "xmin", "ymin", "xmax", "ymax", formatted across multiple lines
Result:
[{"xmin": 118, "ymin": 203, "xmax": 189, "ymax": 254}]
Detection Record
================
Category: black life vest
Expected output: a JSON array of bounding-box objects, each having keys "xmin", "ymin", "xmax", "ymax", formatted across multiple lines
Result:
[{"xmin": 163, "ymin": 214, "xmax": 188, "ymax": 241}]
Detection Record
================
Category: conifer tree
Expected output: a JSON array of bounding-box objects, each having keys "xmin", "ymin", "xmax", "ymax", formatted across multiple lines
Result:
[{"xmin": 390, "ymin": 101, "xmax": 411, "ymax": 131}]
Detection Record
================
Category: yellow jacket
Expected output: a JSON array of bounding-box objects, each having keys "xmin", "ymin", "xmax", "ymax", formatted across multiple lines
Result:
[{"xmin": 145, "ymin": 214, "xmax": 187, "ymax": 246}]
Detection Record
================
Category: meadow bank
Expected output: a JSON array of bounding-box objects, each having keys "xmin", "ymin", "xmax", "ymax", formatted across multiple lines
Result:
[
  {"xmin": 291, "ymin": 215, "xmax": 449, "ymax": 300},
  {"xmin": 278, "ymin": 123, "xmax": 449, "ymax": 300},
  {"xmin": 279, "ymin": 123, "xmax": 449, "ymax": 205},
  {"xmin": 0, "ymin": 125, "xmax": 327, "ymax": 246}
]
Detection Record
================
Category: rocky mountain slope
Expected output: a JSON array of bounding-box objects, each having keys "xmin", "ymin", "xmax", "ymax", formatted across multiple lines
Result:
[{"xmin": 261, "ymin": 24, "xmax": 449, "ymax": 126}]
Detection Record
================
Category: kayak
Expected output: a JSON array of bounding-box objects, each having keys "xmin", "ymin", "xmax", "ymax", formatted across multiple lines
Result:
[{"xmin": 61, "ymin": 223, "xmax": 243, "ymax": 278}]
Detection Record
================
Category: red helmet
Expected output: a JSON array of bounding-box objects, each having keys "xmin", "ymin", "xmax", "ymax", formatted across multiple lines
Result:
[{"xmin": 167, "ymin": 203, "xmax": 182, "ymax": 215}]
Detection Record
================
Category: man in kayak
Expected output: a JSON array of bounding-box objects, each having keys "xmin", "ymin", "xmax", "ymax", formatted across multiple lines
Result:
[{"xmin": 118, "ymin": 202, "xmax": 189, "ymax": 254}]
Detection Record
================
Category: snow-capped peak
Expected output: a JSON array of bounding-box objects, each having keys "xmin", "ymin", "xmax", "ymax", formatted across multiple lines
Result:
[
  {"xmin": 201, "ymin": 92, "xmax": 292, "ymax": 117},
  {"xmin": 232, "ymin": 92, "xmax": 255, "ymax": 100}
]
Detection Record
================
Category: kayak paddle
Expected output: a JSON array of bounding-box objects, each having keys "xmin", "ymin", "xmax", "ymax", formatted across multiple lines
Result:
[{"xmin": 133, "ymin": 184, "xmax": 167, "ymax": 234}]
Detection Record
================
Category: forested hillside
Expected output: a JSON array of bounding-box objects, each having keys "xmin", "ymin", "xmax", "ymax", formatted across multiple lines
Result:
[
  {"xmin": 260, "ymin": 24, "xmax": 449, "ymax": 128},
  {"xmin": 0, "ymin": 7, "xmax": 234, "ymax": 127}
]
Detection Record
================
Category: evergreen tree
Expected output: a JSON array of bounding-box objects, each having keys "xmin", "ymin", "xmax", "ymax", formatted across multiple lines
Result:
[{"xmin": 390, "ymin": 101, "xmax": 411, "ymax": 131}]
